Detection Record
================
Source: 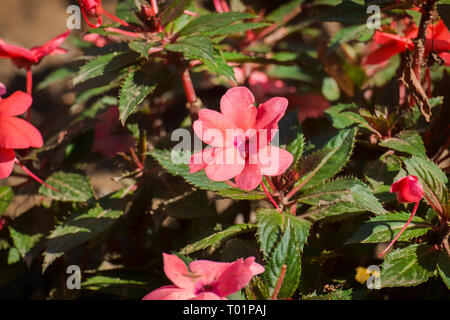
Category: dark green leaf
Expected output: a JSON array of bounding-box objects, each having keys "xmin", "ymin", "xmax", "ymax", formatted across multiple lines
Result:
[
  {"xmin": 379, "ymin": 131, "xmax": 426, "ymax": 158},
  {"xmin": 347, "ymin": 212, "xmax": 431, "ymax": 244},
  {"xmin": 0, "ymin": 186, "xmax": 13, "ymax": 214},
  {"xmin": 380, "ymin": 244, "xmax": 438, "ymax": 287},
  {"xmin": 179, "ymin": 223, "xmax": 256, "ymax": 254},
  {"xmin": 178, "ymin": 12, "xmax": 255, "ymax": 36},
  {"xmin": 160, "ymin": 0, "xmax": 192, "ymax": 26},
  {"xmin": 39, "ymin": 172, "xmax": 94, "ymax": 202},
  {"xmin": 437, "ymin": 250, "xmax": 450, "ymax": 289}
]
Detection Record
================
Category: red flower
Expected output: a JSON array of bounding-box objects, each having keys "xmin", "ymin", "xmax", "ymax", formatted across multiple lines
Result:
[
  {"xmin": 390, "ymin": 175, "xmax": 424, "ymax": 203},
  {"xmin": 0, "ymin": 30, "xmax": 70, "ymax": 70},
  {"xmin": 0, "ymin": 217, "xmax": 7, "ymax": 231},
  {"xmin": 79, "ymin": 0, "xmax": 129, "ymax": 28},
  {"xmin": 0, "ymin": 91, "xmax": 43, "ymax": 179},
  {"xmin": 364, "ymin": 20, "xmax": 450, "ymax": 66}
]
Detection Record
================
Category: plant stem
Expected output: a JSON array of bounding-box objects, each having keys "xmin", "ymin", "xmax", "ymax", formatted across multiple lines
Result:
[
  {"xmin": 103, "ymin": 10, "xmax": 130, "ymax": 27},
  {"xmin": 14, "ymin": 158, "xmax": 57, "ymax": 192},
  {"xmin": 271, "ymin": 264, "xmax": 287, "ymax": 300},
  {"xmin": 261, "ymin": 181, "xmax": 281, "ymax": 213},
  {"xmin": 378, "ymin": 201, "xmax": 420, "ymax": 258}
]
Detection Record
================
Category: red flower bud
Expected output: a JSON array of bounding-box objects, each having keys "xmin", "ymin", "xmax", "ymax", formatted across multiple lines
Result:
[
  {"xmin": 390, "ymin": 175, "xmax": 423, "ymax": 204},
  {"xmin": 79, "ymin": 0, "xmax": 102, "ymax": 17},
  {"xmin": 0, "ymin": 217, "xmax": 7, "ymax": 231}
]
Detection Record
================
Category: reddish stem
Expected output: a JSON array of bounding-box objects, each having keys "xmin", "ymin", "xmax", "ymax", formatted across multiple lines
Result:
[
  {"xmin": 271, "ymin": 264, "xmax": 287, "ymax": 300},
  {"xmin": 103, "ymin": 10, "xmax": 130, "ymax": 27},
  {"xmin": 104, "ymin": 27, "xmax": 144, "ymax": 38},
  {"xmin": 378, "ymin": 201, "xmax": 420, "ymax": 258},
  {"xmin": 180, "ymin": 67, "xmax": 197, "ymax": 103},
  {"xmin": 14, "ymin": 158, "xmax": 58, "ymax": 192},
  {"xmin": 261, "ymin": 181, "xmax": 281, "ymax": 213}
]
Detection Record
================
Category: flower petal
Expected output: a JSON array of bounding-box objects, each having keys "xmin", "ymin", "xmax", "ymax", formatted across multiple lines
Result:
[
  {"xmin": 0, "ymin": 117, "xmax": 43, "ymax": 149},
  {"xmin": 254, "ymin": 97, "xmax": 288, "ymax": 130},
  {"xmin": 0, "ymin": 91, "xmax": 32, "ymax": 117},
  {"xmin": 0, "ymin": 38, "xmax": 36, "ymax": 62},
  {"xmin": 363, "ymin": 41, "xmax": 408, "ymax": 65},
  {"xmin": 257, "ymin": 146, "xmax": 293, "ymax": 176},
  {"xmin": 30, "ymin": 30, "xmax": 70, "ymax": 63},
  {"xmin": 234, "ymin": 163, "xmax": 262, "ymax": 191},
  {"xmin": 142, "ymin": 285, "xmax": 196, "ymax": 300},
  {"xmin": 220, "ymin": 87, "xmax": 257, "ymax": 130},
  {"xmin": 215, "ymin": 257, "xmax": 264, "ymax": 297},
  {"xmin": 162, "ymin": 253, "xmax": 195, "ymax": 291},
  {"xmin": 189, "ymin": 260, "xmax": 232, "ymax": 286},
  {"xmin": 190, "ymin": 292, "xmax": 225, "ymax": 300},
  {"xmin": 204, "ymin": 147, "xmax": 245, "ymax": 181},
  {"xmin": 0, "ymin": 148, "xmax": 15, "ymax": 179},
  {"xmin": 189, "ymin": 148, "xmax": 215, "ymax": 174},
  {"xmin": 193, "ymin": 109, "xmax": 236, "ymax": 147}
]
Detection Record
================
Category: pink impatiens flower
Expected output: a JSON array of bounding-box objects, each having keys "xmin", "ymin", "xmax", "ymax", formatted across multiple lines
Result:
[
  {"xmin": 143, "ymin": 253, "xmax": 264, "ymax": 300},
  {"xmin": 189, "ymin": 87, "xmax": 294, "ymax": 191}
]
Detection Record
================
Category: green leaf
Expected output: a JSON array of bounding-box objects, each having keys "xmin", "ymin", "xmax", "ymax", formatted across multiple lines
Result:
[
  {"xmin": 347, "ymin": 212, "xmax": 431, "ymax": 244},
  {"xmin": 325, "ymin": 103, "xmax": 370, "ymax": 130},
  {"xmin": 380, "ymin": 244, "xmax": 438, "ymax": 288},
  {"xmin": 9, "ymin": 227, "xmax": 43, "ymax": 259},
  {"xmin": 7, "ymin": 247, "xmax": 20, "ymax": 265},
  {"xmin": 148, "ymin": 149, "xmax": 231, "ymax": 191},
  {"xmin": 302, "ymin": 201, "xmax": 363, "ymax": 222},
  {"xmin": 266, "ymin": 0, "xmax": 305, "ymax": 23},
  {"xmin": 296, "ymin": 128, "xmax": 357, "ymax": 189},
  {"xmin": 379, "ymin": 131, "xmax": 426, "ymax": 158},
  {"xmin": 297, "ymin": 177, "xmax": 386, "ymax": 216},
  {"xmin": 320, "ymin": 0, "xmax": 367, "ymax": 24},
  {"xmin": 303, "ymin": 289, "xmax": 353, "ymax": 300},
  {"xmin": 0, "ymin": 186, "xmax": 13, "ymax": 214},
  {"xmin": 128, "ymin": 40, "xmax": 160, "ymax": 59},
  {"xmin": 178, "ymin": 12, "xmax": 255, "ymax": 36},
  {"xmin": 179, "ymin": 223, "xmax": 256, "ymax": 255},
  {"xmin": 217, "ymin": 189, "xmax": 266, "ymax": 200},
  {"xmin": 403, "ymin": 156, "xmax": 448, "ymax": 213},
  {"xmin": 42, "ymin": 206, "xmax": 124, "ymax": 272},
  {"xmin": 165, "ymin": 35, "xmax": 216, "ymax": 67},
  {"xmin": 116, "ymin": 0, "xmax": 141, "ymax": 25},
  {"xmin": 437, "ymin": 250, "xmax": 450, "ymax": 289},
  {"xmin": 256, "ymin": 209, "xmax": 311, "ymax": 299},
  {"xmin": 39, "ymin": 172, "xmax": 94, "ymax": 202},
  {"xmin": 328, "ymin": 23, "xmax": 374, "ymax": 53},
  {"xmin": 203, "ymin": 22, "xmax": 270, "ymax": 37},
  {"xmin": 119, "ymin": 68, "xmax": 158, "ymax": 124},
  {"xmin": 160, "ymin": 0, "xmax": 192, "ymax": 26},
  {"xmin": 73, "ymin": 51, "xmax": 138, "ymax": 85},
  {"xmin": 37, "ymin": 67, "xmax": 75, "ymax": 90}
]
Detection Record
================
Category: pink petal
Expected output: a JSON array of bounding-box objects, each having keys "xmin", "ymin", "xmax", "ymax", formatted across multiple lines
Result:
[
  {"xmin": 220, "ymin": 87, "xmax": 257, "ymax": 130},
  {"xmin": 390, "ymin": 175, "xmax": 423, "ymax": 203},
  {"xmin": 363, "ymin": 41, "xmax": 408, "ymax": 65},
  {"xmin": 30, "ymin": 30, "xmax": 70, "ymax": 63},
  {"xmin": 189, "ymin": 260, "xmax": 232, "ymax": 285},
  {"xmin": 189, "ymin": 148, "xmax": 215, "ymax": 174},
  {"xmin": 257, "ymin": 146, "xmax": 293, "ymax": 176},
  {"xmin": 0, "ymin": 38, "xmax": 36, "ymax": 62},
  {"xmin": 204, "ymin": 147, "xmax": 245, "ymax": 181},
  {"xmin": 0, "ymin": 148, "xmax": 15, "ymax": 179},
  {"xmin": 193, "ymin": 109, "xmax": 236, "ymax": 147},
  {"xmin": 234, "ymin": 163, "xmax": 262, "ymax": 191},
  {"xmin": 0, "ymin": 117, "xmax": 43, "ymax": 149},
  {"xmin": 254, "ymin": 97, "xmax": 288, "ymax": 130},
  {"xmin": 439, "ymin": 52, "xmax": 450, "ymax": 66},
  {"xmin": 0, "ymin": 91, "xmax": 32, "ymax": 117},
  {"xmin": 214, "ymin": 257, "xmax": 264, "ymax": 297},
  {"xmin": 162, "ymin": 253, "xmax": 195, "ymax": 291},
  {"xmin": 190, "ymin": 292, "xmax": 225, "ymax": 300},
  {"xmin": 142, "ymin": 285, "xmax": 196, "ymax": 300}
]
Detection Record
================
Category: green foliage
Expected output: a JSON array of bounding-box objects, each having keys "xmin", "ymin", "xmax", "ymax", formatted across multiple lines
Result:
[
  {"xmin": 379, "ymin": 131, "xmax": 427, "ymax": 158},
  {"xmin": 380, "ymin": 244, "xmax": 439, "ymax": 288},
  {"xmin": 39, "ymin": 172, "xmax": 94, "ymax": 202},
  {"xmin": 256, "ymin": 209, "xmax": 311, "ymax": 299},
  {"xmin": 42, "ymin": 205, "xmax": 124, "ymax": 272},
  {"xmin": 0, "ymin": 186, "xmax": 13, "ymax": 215},
  {"xmin": 178, "ymin": 12, "xmax": 255, "ymax": 36},
  {"xmin": 179, "ymin": 223, "xmax": 256, "ymax": 255},
  {"xmin": 347, "ymin": 212, "xmax": 431, "ymax": 243}
]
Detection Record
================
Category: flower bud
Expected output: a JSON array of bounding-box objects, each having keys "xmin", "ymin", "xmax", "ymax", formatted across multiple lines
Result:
[
  {"xmin": 390, "ymin": 175, "xmax": 423, "ymax": 203},
  {"xmin": 80, "ymin": 0, "xmax": 101, "ymax": 17}
]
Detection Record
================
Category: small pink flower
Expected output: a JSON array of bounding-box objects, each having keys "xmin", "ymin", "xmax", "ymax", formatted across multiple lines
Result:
[
  {"xmin": 92, "ymin": 107, "xmax": 136, "ymax": 158},
  {"xmin": 189, "ymin": 87, "xmax": 294, "ymax": 191},
  {"xmin": 0, "ymin": 217, "xmax": 6, "ymax": 231},
  {"xmin": 143, "ymin": 253, "xmax": 264, "ymax": 300},
  {"xmin": 82, "ymin": 34, "xmax": 112, "ymax": 48},
  {"xmin": 390, "ymin": 175, "xmax": 424, "ymax": 203}
]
